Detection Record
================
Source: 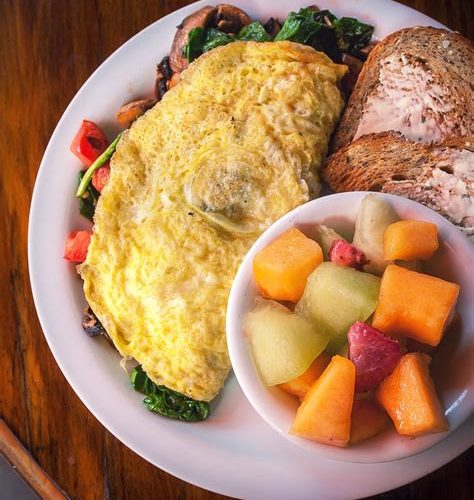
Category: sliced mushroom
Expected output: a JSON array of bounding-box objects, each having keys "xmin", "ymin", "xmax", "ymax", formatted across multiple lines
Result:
[
  {"xmin": 155, "ymin": 56, "xmax": 173, "ymax": 100},
  {"xmin": 155, "ymin": 73, "xmax": 168, "ymax": 101},
  {"xmin": 341, "ymin": 53, "xmax": 364, "ymax": 97},
  {"xmin": 263, "ymin": 17, "xmax": 281, "ymax": 38},
  {"xmin": 82, "ymin": 306, "xmax": 111, "ymax": 343},
  {"xmin": 214, "ymin": 4, "xmax": 251, "ymax": 33},
  {"xmin": 116, "ymin": 98, "xmax": 157, "ymax": 128},
  {"xmin": 167, "ymin": 72, "xmax": 181, "ymax": 90},
  {"xmin": 357, "ymin": 41, "xmax": 378, "ymax": 61},
  {"xmin": 158, "ymin": 55, "xmax": 173, "ymax": 80},
  {"xmin": 169, "ymin": 6, "xmax": 217, "ymax": 73}
]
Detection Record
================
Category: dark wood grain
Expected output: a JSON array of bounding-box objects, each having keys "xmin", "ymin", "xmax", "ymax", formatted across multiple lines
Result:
[{"xmin": 0, "ymin": 1, "xmax": 472, "ymax": 499}]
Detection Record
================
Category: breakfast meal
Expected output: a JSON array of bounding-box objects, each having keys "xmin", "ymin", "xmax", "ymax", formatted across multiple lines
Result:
[
  {"xmin": 61, "ymin": 2, "xmax": 472, "ymax": 426},
  {"xmin": 246, "ymin": 194, "xmax": 459, "ymax": 447}
]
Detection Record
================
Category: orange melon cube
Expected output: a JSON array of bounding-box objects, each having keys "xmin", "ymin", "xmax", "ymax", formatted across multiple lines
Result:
[
  {"xmin": 384, "ymin": 220, "xmax": 439, "ymax": 261},
  {"xmin": 350, "ymin": 399, "xmax": 389, "ymax": 444},
  {"xmin": 376, "ymin": 353, "xmax": 447, "ymax": 437},
  {"xmin": 278, "ymin": 353, "xmax": 331, "ymax": 399},
  {"xmin": 372, "ymin": 265, "xmax": 459, "ymax": 346},
  {"xmin": 290, "ymin": 356, "xmax": 355, "ymax": 447},
  {"xmin": 253, "ymin": 228, "xmax": 323, "ymax": 302}
]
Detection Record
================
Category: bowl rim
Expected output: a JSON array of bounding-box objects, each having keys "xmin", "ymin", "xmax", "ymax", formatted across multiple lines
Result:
[{"xmin": 226, "ymin": 191, "xmax": 474, "ymax": 463}]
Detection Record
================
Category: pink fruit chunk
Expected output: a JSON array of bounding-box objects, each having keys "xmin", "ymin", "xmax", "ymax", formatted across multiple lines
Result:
[
  {"xmin": 329, "ymin": 240, "xmax": 366, "ymax": 270},
  {"xmin": 348, "ymin": 321, "xmax": 402, "ymax": 393}
]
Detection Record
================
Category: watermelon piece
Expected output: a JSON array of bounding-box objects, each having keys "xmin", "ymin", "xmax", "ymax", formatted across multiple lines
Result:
[
  {"xmin": 348, "ymin": 322, "xmax": 402, "ymax": 393},
  {"xmin": 329, "ymin": 240, "xmax": 366, "ymax": 270}
]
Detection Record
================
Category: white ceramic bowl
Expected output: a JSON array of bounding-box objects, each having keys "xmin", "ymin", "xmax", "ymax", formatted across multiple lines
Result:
[{"xmin": 227, "ymin": 192, "xmax": 474, "ymax": 463}]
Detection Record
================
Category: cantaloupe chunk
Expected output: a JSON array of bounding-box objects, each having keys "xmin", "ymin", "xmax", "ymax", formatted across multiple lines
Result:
[
  {"xmin": 384, "ymin": 220, "xmax": 439, "ymax": 261},
  {"xmin": 376, "ymin": 353, "xmax": 447, "ymax": 437},
  {"xmin": 290, "ymin": 355, "xmax": 355, "ymax": 447},
  {"xmin": 372, "ymin": 265, "xmax": 459, "ymax": 346},
  {"xmin": 279, "ymin": 353, "xmax": 331, "ymax": 399},
  {"xmin": 350, "ymin": 399, "xmax": 389, "ymax": 444},
  {"xmin": 253, "ymin": 228, "xmax": 323, "ymax": 302}
]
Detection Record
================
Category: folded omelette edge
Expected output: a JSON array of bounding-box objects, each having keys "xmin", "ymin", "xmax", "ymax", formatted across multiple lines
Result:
[{"xmin": 80, "ymin": 41, "xmax": 347, "ymax": 402}]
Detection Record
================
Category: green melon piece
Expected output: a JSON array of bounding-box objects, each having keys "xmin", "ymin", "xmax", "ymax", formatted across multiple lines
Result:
[
  {"xmin": 245, "ymin": 300, "xmax": 328, "ymax": 386},
  {"xmin": 352, "ymin": 194, "xmax": 399, "ymax": 275},
  {"xmin": 296, "ymin": 262, "xmax": 380, "ymax": 353},
  {"xmin": 316, "ymin": 224, "xmax": 346, "ymax": 260}
]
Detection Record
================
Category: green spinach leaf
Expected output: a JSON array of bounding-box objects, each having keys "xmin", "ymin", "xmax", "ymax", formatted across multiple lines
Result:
[
  {"xmin": 130, "ymin": 366, "xmax": 210, "ymax": 422},
  {"xmin": 334, "ymin": 17, "xmax": 374, "ymax": 54},
  {"xmin": 308, "ymin": 24, "xmax": 342, "ymax": 62},
  {"xmin": 202, "ymin": 29, "xmax": 235, "ymax": 53},
  {"xmin": 183, "ymin": 8, "xmax": 373, "ymax": 65},
  {"xmin": 274, "ymin": 8, "xmax": 323, "ymax": 44},
  {"xmin": 78, "ymin": 171, "xmax": 100, "ymax": 222},
  {"xmin": 274, "ymin": 8, "xmax": 373, "ymax": 62},
  {"xmin": 185, "ymin": 27, "xmax": 205, "ymax": 63},
  {"xmin": 130, "ymin": 364, "xmax": 157, "ymax": 394},
  {"xmin": 238, "ymin": 21, "xmax": 271, "ymax": 42}
]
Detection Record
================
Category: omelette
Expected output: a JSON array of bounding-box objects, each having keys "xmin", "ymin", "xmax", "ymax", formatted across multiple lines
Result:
[{"xmin": 80, "ymin": 41, "xmax": 346, "ymax": 402}]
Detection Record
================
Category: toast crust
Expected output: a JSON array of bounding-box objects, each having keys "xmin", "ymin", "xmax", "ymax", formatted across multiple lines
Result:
[{"xmin": 323, "ymin": 132, "xmax": 474, "ymax": 235}]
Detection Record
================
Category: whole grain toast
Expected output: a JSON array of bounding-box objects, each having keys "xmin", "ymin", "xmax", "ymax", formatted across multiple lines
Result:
[
  {"xmin": 331, "ymin": 27, "xmax": 474, "ymax": 152},
  {"xmin": 323, "ymin": 132, "xmax": 474, "ymax": 236}
]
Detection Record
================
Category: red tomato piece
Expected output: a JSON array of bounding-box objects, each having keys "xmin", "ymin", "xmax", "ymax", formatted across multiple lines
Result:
[
  {"xmin": 64, "ymin": 231, "xmax": 92, "ymax": 263},
  {"xmin": 70, "ymin": 120, "xmax": 109, "ymax": 166},
  {"xmin": 92, "ymin": 163, "xmax": 110, "ymax": 192}
]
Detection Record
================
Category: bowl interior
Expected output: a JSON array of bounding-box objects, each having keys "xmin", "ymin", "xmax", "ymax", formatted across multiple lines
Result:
[{"xmin": 227, "ymin": 192, "xmax": 474, "ymax": 463}]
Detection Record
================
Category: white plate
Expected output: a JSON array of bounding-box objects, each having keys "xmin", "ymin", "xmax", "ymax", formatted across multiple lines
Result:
[{"xmin": 28, "ymin": 0, "xmax": 474, "ymax": 498}]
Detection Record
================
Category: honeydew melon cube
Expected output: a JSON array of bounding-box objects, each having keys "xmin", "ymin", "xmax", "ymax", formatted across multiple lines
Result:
[
  {"xmin": 296, "ymin": 262, "xmax": 380, "ymax": 353},
  {"xmin": 245, "ymin": 300, "xmax": 328, "ymax": 386}
]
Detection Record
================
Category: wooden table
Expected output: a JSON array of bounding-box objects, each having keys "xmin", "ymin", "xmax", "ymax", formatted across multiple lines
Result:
[{"xmin": 0, "ymin": 1, "xmax": 472, "ymax": 498}]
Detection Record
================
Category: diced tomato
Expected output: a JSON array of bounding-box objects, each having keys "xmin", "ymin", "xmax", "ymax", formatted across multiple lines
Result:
[
  {"xmin": 92, "ymin": 163, "xmax": 110, "ymax": 192},
  {"xmin": 64, "ymin": 231, "xmax": 92, "ymax": 263},
  {"xmin": 70, "ymin": 120, "xmax": 109, "ymax": 166}
]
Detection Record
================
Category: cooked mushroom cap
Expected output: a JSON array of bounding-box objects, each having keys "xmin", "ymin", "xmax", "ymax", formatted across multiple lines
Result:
[
  {"xmin": 168, "ymin": 72, "xmax": 181, "ymax": 90},
  {"xmin": 358, "ymin": 41, "xmax": 378, "ymax": 61},
  {"xmin": 169, "ymin": 6, "xmax": 217, "ymax": 73},
  {"xmin": 116, "ymin": 98, "xmax": 157, "ymax": 128},
  {"xmin": 215, "ymin": 4, "xmax": 251, "ymax": 33},
  {"xmin": 263, "ymin": 17, "xmax": 281, "ymax": 38},
  {"xmin": 155, "ymin": 56, "xmax": 173, "ymax": 100},
  {"xmin": 341, "ymin": 53, "xmax": 364, "ymax": 97}
]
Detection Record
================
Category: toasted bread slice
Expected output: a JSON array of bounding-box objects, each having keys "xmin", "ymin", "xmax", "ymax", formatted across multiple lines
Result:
[
  {"xmin": 323, "ymin": 132, "xmax": 474, "ymax": 236},
  {"xmin": 332, "ymin": 27, "xmax": 474, "ymax": 152}
]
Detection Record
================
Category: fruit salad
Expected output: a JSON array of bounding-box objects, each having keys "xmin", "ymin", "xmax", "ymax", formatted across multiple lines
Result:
[{"xmin": 245, "ymin": 194, "xmax": 459, "ymax": 448}]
